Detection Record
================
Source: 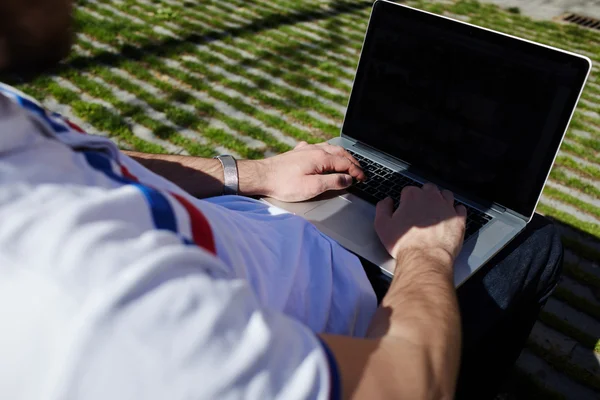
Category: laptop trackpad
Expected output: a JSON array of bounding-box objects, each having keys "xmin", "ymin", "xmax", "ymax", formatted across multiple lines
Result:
[{"xmin": 304, "ymin": 197, "xmax": 375, "ymax": 246}]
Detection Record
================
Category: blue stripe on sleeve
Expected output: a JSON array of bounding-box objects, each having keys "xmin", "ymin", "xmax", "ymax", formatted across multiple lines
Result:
[
  {"xmin": 318, "ymin": 337, "xmax": 342, "ymax": 400},
  {"xmin": 18, "ymin": 96, "xmax": 69, "ymax": 133},
  {"xmin": 83, "ymin": 152, "xmax": 178, "ymax": 233}
]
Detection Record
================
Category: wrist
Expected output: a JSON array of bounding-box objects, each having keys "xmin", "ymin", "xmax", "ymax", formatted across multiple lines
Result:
[
  {"xmin": 237, "ymin": 159, "xmax": 272, "ymax": 197},
  {"xmin": 395, "ymin": 247, "xmax": 454, "ymax": 275}
]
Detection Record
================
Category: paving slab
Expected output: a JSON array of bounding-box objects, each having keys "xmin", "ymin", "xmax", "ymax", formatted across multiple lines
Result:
[
  {"xmin": 544, "ymin": 297, "xmax": 600, "ymax": 341},
  {"xmin": 516, "ymin": 349, "xmax": 600, "ymax": 399},
  {"xmin": 480, "ymin": 0, "xmax": 600, "ymax": 20}
]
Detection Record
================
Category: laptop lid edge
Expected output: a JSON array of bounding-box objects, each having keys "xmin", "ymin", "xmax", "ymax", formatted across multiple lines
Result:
[
  {"xmin": 525, "ymin": 53, "xmax": 592, "ymax": 223},
  {"xmin": 339, "ymin": 1, "xmax": 379, "ymax": 140}
]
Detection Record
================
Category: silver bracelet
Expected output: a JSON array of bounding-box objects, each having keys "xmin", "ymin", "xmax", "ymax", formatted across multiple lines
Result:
[{"xmin": 214, "ymin": 155, "xmax": 239, "ymax": 195}]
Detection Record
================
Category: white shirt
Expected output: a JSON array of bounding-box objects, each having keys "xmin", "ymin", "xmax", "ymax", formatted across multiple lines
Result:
[{"xmin": 0, "ymin": 84, "xmax": 377, "ymax": 399}]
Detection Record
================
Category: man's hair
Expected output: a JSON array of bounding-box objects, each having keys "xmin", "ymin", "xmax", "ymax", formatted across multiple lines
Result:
[{"xmin": 0, "ymin": 0, "xmax": 73, "ymax": 74}]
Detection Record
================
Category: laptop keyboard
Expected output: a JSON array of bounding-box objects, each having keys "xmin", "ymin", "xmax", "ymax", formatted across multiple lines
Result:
[{"xmin": 347, "ymin": 150, "xmax": 493, "ymax": 240}]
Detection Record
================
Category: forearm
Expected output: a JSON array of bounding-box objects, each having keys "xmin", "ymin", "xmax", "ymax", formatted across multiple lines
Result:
[
  {"xmin": 321, "ymin": 251, "xmax": 461, "ymax": 399},
  {"xmin": 370, "ymin": 252, "xmax": 461, "ymax": 396},
  {"xmin": 123, "ymin": 151, "xmax": 271, "ymax": 199},
  {"xmin": 370, "ymin": 251, "xmax": 459, "ymax": 343}
]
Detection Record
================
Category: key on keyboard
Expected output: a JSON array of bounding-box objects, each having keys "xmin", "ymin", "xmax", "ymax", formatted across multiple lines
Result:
[{"xmin": 347, "ymin": 150, "xmax": 492, "ymax": 241}]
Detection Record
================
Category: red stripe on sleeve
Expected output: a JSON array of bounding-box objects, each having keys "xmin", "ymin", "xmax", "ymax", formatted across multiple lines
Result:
[
  {"xmin": 120, "ymin": 165, "xmax": 139, "ymax": 182},
  {"xmin": 170, "ymin": 193, "xmax": 217, "ymax": 255},
  {"xmin": 66, "ymin": 119, "xmax": 86, "ymax": 134},
  {"xmin": 118, "ymin": 161, "xmax": 216, "ymax": 255}
]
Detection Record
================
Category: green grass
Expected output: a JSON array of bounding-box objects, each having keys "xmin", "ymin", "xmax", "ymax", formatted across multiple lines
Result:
[
  {"xmin": 91, "ymin": 67, "xmax": 266, "ymax": 157},
  {"xmin": 561, "ymin": 139, "xmax": 600, "ymax": 166},
  {"xmin": 543, "ymin": 186, "xmax": 600, "ymax": 220},
  {"xmin": 74, "ymin": 10, "xmax": 296, "ymax": 155},
  {"xmin": 537, "ymin": 202, "xmax": 600, "ymax": 241},
  {"xmin": 556, "ymin": 156, "xmax": 600, "ymax": 180},
  {"xmin": 79, "ymin": 2, "xmax": 347, "ymax": 136},
  {"xmin": 123, "ymin": 0, "xmax": 353, "ymax": 106},
  {"xmin": 550, "ymin": 168, "xmax": 600, "ymax": 199},
  {"xmin": 64, "ymin": 70, "xmax": 217, "ymax": 157},
  {"xmin": 169, "ymin": 2, "xmax": 358, "ymax": 85}
]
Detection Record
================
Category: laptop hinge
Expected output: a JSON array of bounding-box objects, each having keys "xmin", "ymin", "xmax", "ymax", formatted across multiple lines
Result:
[
  {"xmin": 352, "ymin": 140, "xmax": 401, "ymax": 165},
  {"xmin": 490, "ymin": 204, "xmax": 507, "ymax": 214},
  {"xmin": 352, "ymin": 140, "xmax": 375, "ymax": 152},
  {"xmin": 506, "ymin": 208, "xmax": 530, "ymax": 222},
  {"xmin": 341, "ymin": 134, "xmax": 358, "ymax": 145}
]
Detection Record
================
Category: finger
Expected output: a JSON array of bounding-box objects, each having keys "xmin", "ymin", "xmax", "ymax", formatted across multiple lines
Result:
[
  {"xmin": 317, "ymin": 173, "xmax": 353, "ymax": 192},
  {"xmin": 441, "ymin": 189, "xmax": 454, "ymax": 205},
  {"xmin": 322, "ymin": 153, "xmax": 366, "ymax": 182},
  {"xmin": 318, "ymin": 144, "xmax": 361, "ymax": 167},
  {"xmin": 294, "ymin": 141, "xmax": 308, "ymax": 150},
  {"xmin": 401, "ymin": 184, "xmax": 420, "ymax": 199},
  {"xmin": 375, "ymin": 197, "xmax": 394, "ymax": 230},
  {"xmin": 318, "ymin": 144, "xmax": 364, "ymax": 180},
  {"xmin": 422, "ymin": 182, "xmax": 439, "ymax": 192},
  {"xmin": 455, "ymin": 204, "xmax": 467, "ymax": 218}
]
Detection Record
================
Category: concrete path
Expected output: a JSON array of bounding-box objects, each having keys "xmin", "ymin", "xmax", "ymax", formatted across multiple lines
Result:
[{"xmin": 481, "ymin": 0, "xmax": 600, "ymax": 19}]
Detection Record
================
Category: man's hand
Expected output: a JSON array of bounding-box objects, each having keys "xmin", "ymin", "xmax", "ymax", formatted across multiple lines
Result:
[
  {"xmin": 261, "ymin": 142, "xmax": 366, "ymax": 202},
  {"xmin": 374, "ymin": 183, "xmax": 467, "ymax": 268}
]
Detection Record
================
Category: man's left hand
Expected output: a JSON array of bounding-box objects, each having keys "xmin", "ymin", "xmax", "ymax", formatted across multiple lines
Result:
[{"xmin": 259, "ymin": 142, "xmax": 366, "ymax": 202}]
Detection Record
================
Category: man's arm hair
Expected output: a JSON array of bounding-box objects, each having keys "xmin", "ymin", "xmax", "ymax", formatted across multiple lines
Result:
[
  {"xmin": 123, "ymin": 151, "xmax": 270, "ymax": 199},
  {"xmin": 320, "ymin": 250, "xmax": 461, "ymax": 399}
]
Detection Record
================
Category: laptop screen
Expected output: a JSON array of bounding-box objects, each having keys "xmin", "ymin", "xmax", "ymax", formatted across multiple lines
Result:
[{"xmin": 342, "ymin": 1, "xmax": 590, "ymax": 217}]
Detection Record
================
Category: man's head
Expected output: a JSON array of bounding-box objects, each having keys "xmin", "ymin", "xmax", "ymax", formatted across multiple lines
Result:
[{"xmin": 0, "ymin": 0, "xmax": 74, "ymax": 74}]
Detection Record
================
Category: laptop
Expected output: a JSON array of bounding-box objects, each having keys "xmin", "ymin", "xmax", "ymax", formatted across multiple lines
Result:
[{"xmin": 263, "ymin": 0, "xmax": 592, "ymax": 287}]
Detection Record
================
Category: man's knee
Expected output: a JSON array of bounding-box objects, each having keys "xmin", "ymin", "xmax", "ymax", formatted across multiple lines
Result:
[{"xmin": 528, "ymin": 214, "xmax": 563, "ymax": 301}]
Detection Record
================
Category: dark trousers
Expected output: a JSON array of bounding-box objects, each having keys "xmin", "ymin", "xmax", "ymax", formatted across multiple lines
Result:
[{"xmin": 363, "ymin": 214, "xmax": 563, "ymax": 400}]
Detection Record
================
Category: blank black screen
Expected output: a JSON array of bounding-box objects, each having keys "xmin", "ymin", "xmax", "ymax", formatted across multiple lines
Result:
[{"xmin": 343, "ymin": 1, "xmax": 590, "ymax": 217}]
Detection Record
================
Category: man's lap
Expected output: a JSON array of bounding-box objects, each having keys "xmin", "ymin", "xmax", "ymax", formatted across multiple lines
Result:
[
  {"xmin": 455, "ymin": 214, "xmax": 563, "ymax": 399},
  {"xmin": 457, "ymin": 214, "xmax": 562, "ymax": 342},
  {"xmin": 197, "ymin": 195, "xmax": 378, "ymax": 336}
]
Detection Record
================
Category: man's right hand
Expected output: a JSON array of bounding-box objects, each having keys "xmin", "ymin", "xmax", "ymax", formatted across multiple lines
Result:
[{"xmin": 374, "ymin": 183, "xmax": 467, "ymax": 269}]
